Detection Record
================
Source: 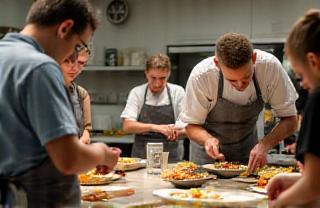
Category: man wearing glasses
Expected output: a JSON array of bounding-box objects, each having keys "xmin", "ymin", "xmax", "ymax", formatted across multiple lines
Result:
[
  {"xmin": 61, "ymin": 49, "xmax": 92, "ymax": 144},
  {"xmin": 0, "ymin": 0, "xmax": 121, "ymax": 207},
  {"xmin": 180, "ymin": 33, "xmax": 298, "ymax": 173}
]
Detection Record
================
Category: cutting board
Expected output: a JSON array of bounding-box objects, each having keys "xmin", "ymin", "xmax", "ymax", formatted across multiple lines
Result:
[{"xmin": 81, "ymin": 185, "xmax": 134, "ymax": 200}]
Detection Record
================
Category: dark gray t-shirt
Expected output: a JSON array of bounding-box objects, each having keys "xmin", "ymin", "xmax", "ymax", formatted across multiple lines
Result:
[
  {"xmin": 296, "ymin": 87, "xmax": 320, "ymax": 164},
  {"xmin": 0, "ymin": 33, "xmax": 78, "ymax": 176}
]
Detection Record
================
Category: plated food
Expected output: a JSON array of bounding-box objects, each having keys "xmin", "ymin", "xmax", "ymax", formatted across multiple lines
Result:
[
  {"xmin": 170, "ymin": 188, "xmax": 222, "ymax": 199},
  {"xmin": 78, "ymin": 166, "xmax": 122, "ymax": 185},
  {"xmin": 202, "ymin": 162, "xmax": 247, "ymax": 178},
  {"xmin": 248, "ymin": 185, "xmax": 267, "ymax": 194},
  {"xmin": 241, "ymin": 165, "xmax": 295, "ymax": 189},
  {"xmin": 81, "ymin": 188, "xmax": 110, "ymax": 201},
  {"xmin": 115, "ymin": 157, "xmax": 146, "ymax": 171},
  {"xmin": 153, "ymin": 188, "xmax": 266, "ymax": 207},
  {"xmin": 255, "ymin": 165, "xmax": 294, "ymax": 188},
  {"xmin": 81, "ymin": 186, "xmax": 134, "ymax": 202},
  {"xmin": 161, "ymin": 161, "xmax": 214, "ymax": 188},
  {"xmin": 162, "ymin": 161, "xmax": 209, "ymax": 180}
]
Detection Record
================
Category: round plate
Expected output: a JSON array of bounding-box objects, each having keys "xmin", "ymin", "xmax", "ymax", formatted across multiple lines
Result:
[
  {"xmin": 153, "ymin": 188, "xmax": 267, "ymax": 207},
  {"xmin": 81, "ymin": 186, "xmax": 134, "ymax": 201},
  {"xmin": 115, "ymin": 158, "xmax": 146, "ymax": 171},
  {"xmin": 231, "ymin": 177, "xmax": 258, "ymax": 184},
  {"xmin": 202, "ymin": 164, "xmax": 247, "ymax": 178},
  {"xmin": 248, "ymin": 185, "xmax": 267, "ymax": 194},
  {"xmin": 164, "ymin": 175, "xmax": 216, "ymax": 188},
  {"xmin": 80, "ymin": 173, "xmax": 122, "ymax": 186}
]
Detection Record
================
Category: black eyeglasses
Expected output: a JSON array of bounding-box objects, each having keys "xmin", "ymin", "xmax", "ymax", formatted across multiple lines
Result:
[
  {"xmin": 69, "ymin": 35, "xmax": 91, "ymax": 63},
  {"xmin": 77, "ymin": 35, "xmax": 91, "ymax": 55}
]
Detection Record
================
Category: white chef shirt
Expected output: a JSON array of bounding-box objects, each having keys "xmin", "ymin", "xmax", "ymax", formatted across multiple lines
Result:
[
  {"xmin": 180, "ymin": 50, "xmax": 298, "ymax": 125},
  {"xmin": 121, "ymin": 83, "xmax": 186, "ymax": 127}
]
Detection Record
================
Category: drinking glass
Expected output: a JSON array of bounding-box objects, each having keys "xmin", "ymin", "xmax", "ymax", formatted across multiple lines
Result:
[{"xmin": 146, "ymin": 143, "xmax": 163, "ymax": 175}]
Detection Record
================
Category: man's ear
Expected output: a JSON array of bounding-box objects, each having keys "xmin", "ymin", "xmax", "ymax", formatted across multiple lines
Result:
[
  {"xmin": 252, "ymin": 51, "xmax": 257, "ymax": 64},
  {"xmin": 57, "ymin": 19, "xmax": 74, "ymax": 39},
  {"xmin": 214, "ymin": 56, "xmax": 220, "ymax": 68}
]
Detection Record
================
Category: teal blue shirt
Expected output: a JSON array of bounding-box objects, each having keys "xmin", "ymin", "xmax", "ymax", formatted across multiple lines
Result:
[{"xmin": 0, "ymin": 33, "xmax": 78, "ymax": 176}]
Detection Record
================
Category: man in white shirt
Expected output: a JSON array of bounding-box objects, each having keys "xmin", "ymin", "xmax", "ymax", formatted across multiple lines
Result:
[
  {"xmin": 180, "ymin": 33, "xmax": 298, "ymax": 173},
  {"xmin": 121, "ymin": 53, "xmax": 186, "ymax": 162}
]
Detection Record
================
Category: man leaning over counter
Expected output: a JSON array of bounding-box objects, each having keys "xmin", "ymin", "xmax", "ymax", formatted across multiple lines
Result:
[{"xmin": 180, "ymin": 33, "xmax": 298, "ymax": 173}]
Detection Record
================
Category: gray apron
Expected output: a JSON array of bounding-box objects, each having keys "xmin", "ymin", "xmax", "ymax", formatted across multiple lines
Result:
[
  {"xmin": 69, "ymin": 82, "xmax": 84, "ymax": 137},
  {"xmin": 131, "ymin": 85, "xmax": 183, "ymax": 163},
  {"xmin": 0, "ymin": 158, "xmax": 80, "ymax": 207},
  {"xmin": 190, "ymin": 70, "xmax": 264, "ymax": 165}
]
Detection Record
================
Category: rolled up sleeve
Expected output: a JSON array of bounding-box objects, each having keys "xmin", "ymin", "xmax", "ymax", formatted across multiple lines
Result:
[
  {"xmin": 180, "ymin": 72, "xmax": 217, "ymax": 124},
  {"xmin": 120, "ymin": 87, "xmax": 143, "ymax": 121},
  {"xmin": 263, "ymin": 57, "xmax": 298, "ymax": 118}
]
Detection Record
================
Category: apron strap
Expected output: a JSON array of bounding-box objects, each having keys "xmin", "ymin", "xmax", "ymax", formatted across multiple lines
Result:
[
  {"xmin": 252, "ymin": 67, "xmax": 262, "ymax": 99},
  {"xmin": 218, "ymin": 70, "xmax": 224, "ymax": 98}
]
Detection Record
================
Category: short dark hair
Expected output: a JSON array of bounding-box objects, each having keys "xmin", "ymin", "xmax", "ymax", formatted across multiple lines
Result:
[
  {"xmin": 26, "ymin": 0, "xmax": 98, "ymax": 34},
  {"xmin": 215, "ymin": 33, "xmax": 253, "ymax": 69},
  {"xmin": 286, "ymin": 9, "xmax": 320, "ymax": 64}
]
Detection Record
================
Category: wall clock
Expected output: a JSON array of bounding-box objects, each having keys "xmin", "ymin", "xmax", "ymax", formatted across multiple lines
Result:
[{"xmin": 106, "ymin": 0, "xmax": 129, "ymax": 25}]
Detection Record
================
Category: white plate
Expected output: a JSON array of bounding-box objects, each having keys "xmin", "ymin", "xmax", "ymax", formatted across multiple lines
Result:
[
  {"xmin": 115, "ymin": 158, "xmax": 146, "ymax": 171},
  {"xmin": 81, "ymin": 186, "xmax": 134, "ymax": 201},
  {"xmin": 202, "ymin": 164, "xmax": 247, "ymax": 178},
  {"xmin": 231, "ymin": 177, "xmax": 258, "ymax": 184},
  {"xmin": 267, "ymin": 154, "xmax": 297, "ymax": 166},
  {"xmin": 164, "ymin": 175, "xmax": 217, "ymax": 188},
  {"xmin": 153, "ymin": 188, "xmax": 267, "ymax": 207},
  {"xmin": 79, "ymin": 173, "xmax": 122, "ymax": 185},
  {"xmin": 248, "ymin": 185, "xmax": 267, "ymax": 194}
]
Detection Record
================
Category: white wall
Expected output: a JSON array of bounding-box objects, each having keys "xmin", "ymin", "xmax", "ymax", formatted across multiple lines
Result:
[
  {"xmin": 1, "ymin": 0, "xmax": 319, "ymax": 64},
  {"xmin": 90, "ymin": 0, "xmax": 320, "ymax": 65},
  {"xmin": 1, "ymin": 0, "xmax": 32, "ymax": 28}
]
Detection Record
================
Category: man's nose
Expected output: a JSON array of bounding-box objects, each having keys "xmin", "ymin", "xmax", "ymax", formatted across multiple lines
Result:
[
  {"xmin": 236, "ymin": 81, "xmax": 244, "ymax": 88},
  {"xmin": 155, "ymin": 79, "xmax": 163, "ymax": 87}
]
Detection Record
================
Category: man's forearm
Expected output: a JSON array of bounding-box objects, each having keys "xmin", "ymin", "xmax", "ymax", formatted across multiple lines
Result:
[
  {"xmin": 186, "ymin": 124, "xmax": 217, "ymax": 145},
  {"xmin": 260, "ymin": 115, "xmax": 297, "ymax": 150},
  {"xmin": 122, "ymin": 119, "xmax": 154, "ymax": 134},
  {"xmin": 46, "ymin": 135, "xmax": 113, "ymax": 174}
]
